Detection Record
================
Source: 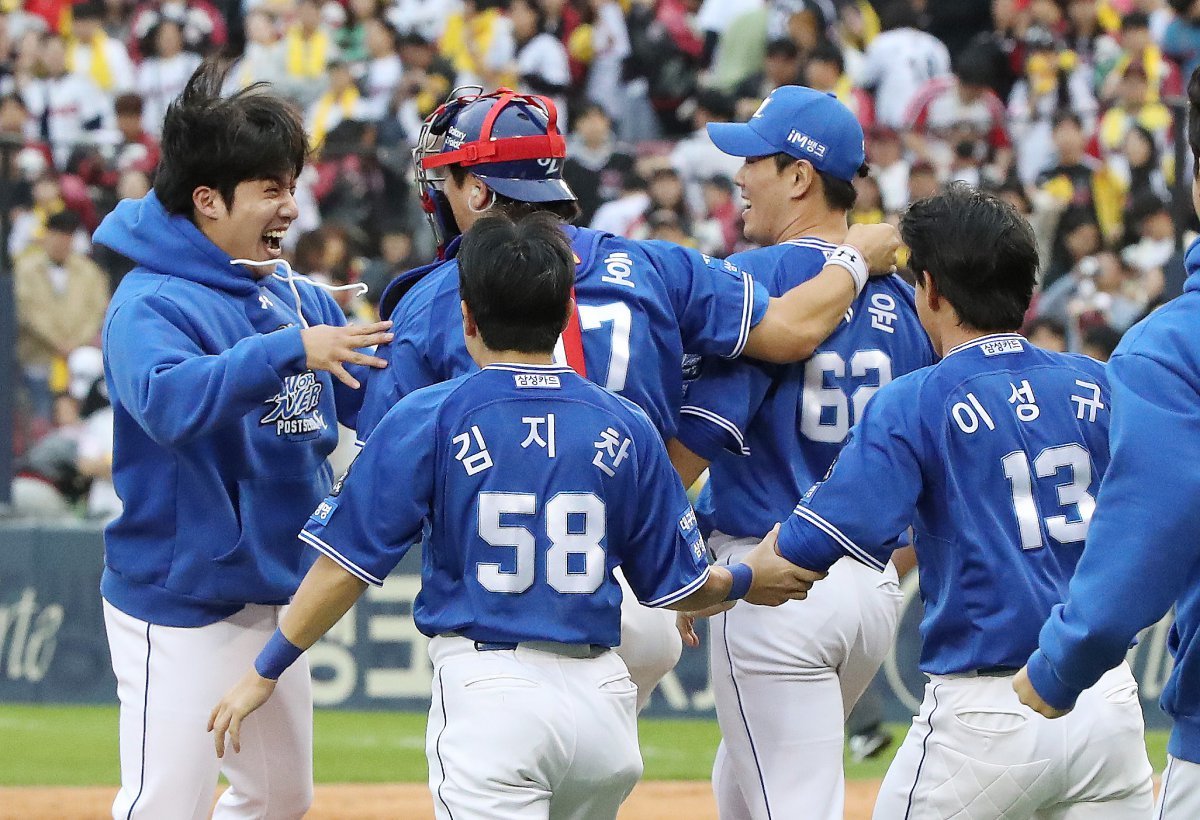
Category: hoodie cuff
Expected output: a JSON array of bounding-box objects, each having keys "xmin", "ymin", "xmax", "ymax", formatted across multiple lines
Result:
[
  {"xmin": 1024, "ymin": 649, "xmax": 1084, "ymax": 712},
  {"xmin": 260, "ymin": 326, "xmax": 308, "ymax": 379}
]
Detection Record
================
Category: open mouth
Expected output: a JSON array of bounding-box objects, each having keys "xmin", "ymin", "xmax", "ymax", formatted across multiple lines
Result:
[{"xmin": 262, "ymin": 228, "xmax": 287, "ymax": 254}]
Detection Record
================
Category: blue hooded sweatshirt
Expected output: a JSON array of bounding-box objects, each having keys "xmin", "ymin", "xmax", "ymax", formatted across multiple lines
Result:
[
  {"xmin": 1027, "ymin": 236, "xmax": 1200, "ymax": 763},
  {"xmin": 96, "ymin": 191, "xmax": 358, "ymax": 627}
]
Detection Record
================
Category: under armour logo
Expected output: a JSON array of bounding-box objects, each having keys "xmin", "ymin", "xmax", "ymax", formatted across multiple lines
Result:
[{"xmin": 259, "ymin": 293, "xmax": 274, "ymax": 310}]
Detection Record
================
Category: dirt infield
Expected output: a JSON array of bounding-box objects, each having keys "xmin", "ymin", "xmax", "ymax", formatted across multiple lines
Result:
[{"xmin": 0, "ymin": 780, "xmax": 883, "ymax": 819}]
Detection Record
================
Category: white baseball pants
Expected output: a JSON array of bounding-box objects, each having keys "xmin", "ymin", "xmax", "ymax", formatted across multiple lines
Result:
[
  {"xmin": 1156, "ymin": 755, "xmax": 1200, "ymax": 819},
  {"xmin": 874, "ymin": 662, "xmax": 1154, "ymax": 819},
  {"xmin": 103, "ymin": 601, "xmax": 314, "ymax": 820},
  {"xmin": 426, "ymin": 634, "xmax": 643, "ymax": 820},
  {"xmin": 708, "ymin": 534, "xmax": 904, "ymax": 820},
  {"xmin": 613, "ymin": 566, "xmax": 683, "ymax": 713}
]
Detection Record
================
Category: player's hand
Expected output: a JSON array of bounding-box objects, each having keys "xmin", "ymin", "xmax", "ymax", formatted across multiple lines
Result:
[
  {"xmin": 301, "ymin": 321, "xmax": 394, "ymax": 389},
  {"xmin": 1012, "ymin": 666, "xmax": 1071, "ymax": 719},
  {"xmin": 843, "ymin": 223, "xmax": 901, "ymax": 276},
  {"xmin": 741, "ymin": 525, "xmax": 827, "ymax": 606},
  {"xmin": 676, "ymin": 602, "xmax": 736, "ymax": 647},
  {"xmin": 208, "ymin": 669, "xmax": 278, "ymax": 758}
]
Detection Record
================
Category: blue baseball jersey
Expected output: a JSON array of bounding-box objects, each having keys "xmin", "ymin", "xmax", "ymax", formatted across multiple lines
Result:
[
  {"xmin": 302, "ymin": 364, "xmax": 710, "ymax": 646},
  {"xmin": 356, "ymin": 224, "xmax": 770, "ymax": 442},
  {"xmin": 677, "ymin": 238, "xmax": 936, "ymax": 538},
  {"xmin": 776, "ymin": 333, "xmax": 1111, "ymax": 675}
]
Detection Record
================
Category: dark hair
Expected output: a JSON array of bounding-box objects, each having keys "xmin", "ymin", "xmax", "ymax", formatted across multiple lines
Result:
[
  {"xmin": 772, "ymin": 154, "xmax": 864, "ymax": 211},
  {"xmin": 807, "ymin": 41, "xmax": 844, "ymax": 73},
  {"xmin": 46, "ymin": 209, "xmax": 81, "ymax": 234},
  {"xmin": 1082, "ymin": 323, "xmax": 1123, "ymax": 360},
  {"xmin": 879, "ymin": 0, "xmax": 919, "ymax": 32},
  {"xmin": 1122, "ymin": 11, "xmax": 1151, "ymax": 30},
  {"xmin": 1025, "ymin": 315, "xmax": 1066, "ymax": 341},
  {"xmin": 114, "ymin": 93, "xmax": 144, "ymax": 117},
  {"xmin": 458, "ymin": 213, "xmax": 574, "ymax": 353},
  {"xmin": 154, "ymin": 61, "xmax": 307, "ymax": 216},
  {"xmin": 901, "ymin": 182, "xmax": 1039, "ymax": 331},
  {"xmin": 1189, "ymin": 66, "xmax": 1200, "ymax": 177},
  {"xmin": 953, "ymin": 47, "xmax": 996, "ymax": 89},
  {"xmin": 766, "ymin": 38, "xmax": 801, "ymax": 60},
  {"xmin": 1052, "ymin": 111, "xmax": 1083, "ymax": 131}
]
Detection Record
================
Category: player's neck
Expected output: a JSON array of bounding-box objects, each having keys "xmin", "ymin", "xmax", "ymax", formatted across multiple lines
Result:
[
  {"xmin": 775, "ymin": 209, "xmax": 848, "ymax": 245},
  {"xmin": 474, "ymin": 349, "xmax": 557, "ymax": 369}
]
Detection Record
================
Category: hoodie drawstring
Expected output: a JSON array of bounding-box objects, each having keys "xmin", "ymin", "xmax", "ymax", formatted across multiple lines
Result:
[{"xmin": 230, "ymin": 258, "xmax": 368, "ymax": 329}]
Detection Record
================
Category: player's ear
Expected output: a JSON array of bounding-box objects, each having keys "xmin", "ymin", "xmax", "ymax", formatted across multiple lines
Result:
[
  {"xmin": 191, "ymin": 186, "xmax": 224, "ymax": 221},
  {"xmin": 560, "ymin": 296, "xmax": 576, "ymax": 334},
  {"xmin": 460, "ymin": 299, "xmax": 478, "ymax": 339},
  {"xmin": 921, "ymin": 271, "xmax": 942, "ymax": 312},
  {"xmin": 791, "ymin": 160, "xmax": 815, "ymax": 201}
]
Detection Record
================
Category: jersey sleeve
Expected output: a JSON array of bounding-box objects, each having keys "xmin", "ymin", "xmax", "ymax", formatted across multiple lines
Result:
[
  {"xmin": 1027, "ymin": 349, "xmax": 1200, "ymax": 710},
  {"xmin": 644, "ymin": 241, "xmax": 770, "ymax": 359},
  {"xmin": 618, "ymin": 408, "xmax": 712, "ymax": 607},
  {"xmin": 299, "ymin": 387, "xmax": 443, "ymax": 585},
  {"xmin": 776, "ymin": 378, "xmax": 924, "ymax": 573},
  {"xmin": 677, "ymin": 356, "xmax": 774, "ymax": 460}
]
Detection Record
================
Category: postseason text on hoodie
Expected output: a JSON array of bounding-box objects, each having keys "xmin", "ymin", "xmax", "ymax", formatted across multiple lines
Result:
[
  {"xmin": 1026, "ymin": 236, "xmax": 1200, "ymax": 764},
  {"xmin": 96, "ymin": 191, "xmax": 361, "ymax": 628}
]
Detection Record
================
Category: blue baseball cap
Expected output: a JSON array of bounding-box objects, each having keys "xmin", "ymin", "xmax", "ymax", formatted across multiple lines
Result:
[{"xmin": 706, "ymin": 85, "xmax": 866, "ymax": 182}]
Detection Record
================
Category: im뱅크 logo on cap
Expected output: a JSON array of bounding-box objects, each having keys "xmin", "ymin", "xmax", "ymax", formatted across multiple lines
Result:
[{"xmin": 787, "ymin": 129, "xmax": 827, "ymax": 158}]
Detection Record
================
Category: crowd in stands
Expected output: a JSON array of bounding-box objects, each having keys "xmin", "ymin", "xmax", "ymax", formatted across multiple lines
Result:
[{"xmin": 4, "ymin": 0, "xmax": 1198, "ymax": 518}]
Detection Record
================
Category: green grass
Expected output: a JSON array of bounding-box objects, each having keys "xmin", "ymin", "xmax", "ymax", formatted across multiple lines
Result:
[{"xmin": 0, "ymin": 705, "xmax": 1172, "ymax": 787}]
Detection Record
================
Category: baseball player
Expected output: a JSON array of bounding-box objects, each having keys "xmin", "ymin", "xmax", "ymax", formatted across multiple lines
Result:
[
  {"xmin": 1013, "ymin": 69, "xmax": 1200, "ymax": 819},
  {"xmin": 96, "ymin": 62, "xmax": 392, "ymax": 819},
  {"xmin": 667, "ymin": 86, "xmax": 936, "ymax": 820},
  {"xmin": 356, "ymin": 86, "xmax": 900, "ymax": 710},
  {"xmin": 208, "ymin": 213, "xmax": 823, "ymax": 820},
  {"xmin": 763, "ymin": 184, "xmax": 1154, "ymax": 818}
]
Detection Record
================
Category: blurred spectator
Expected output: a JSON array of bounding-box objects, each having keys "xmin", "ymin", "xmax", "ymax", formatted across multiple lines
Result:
[
  {"xmin": 903, "ymin": 48, "xmax": 1011, "ymax": 182},
  {"xmin": 1163, "ymin": 0, "xmax": 1200, "ymax": 83},
  {"xmin": 907, "ymin": 160, "xmax": 940, "ymax": 202},
  {"xmin": 804, "ymin": 40, "xmax": 874, "ymax": 128},
  {"xmin": 856, "ymin": 0, "xmax": 951, "ymax": 129},
  {"xmin": 360, "ymin": 228, "xmax": 418, "ymax": 306},
  {"xmin": 590, "ymin": 166, "xmax": 650, "ymax": 235},
  {"xmin": 0, "ymin": 92, "xmax": 53, "ymax": 170},
  {"xmin": 707, "ymin": 2, "xmax": 769, "ymax": 94},
  {"xmin": 1121, "ymin": 191, "xmax": 1174, "ymax": 286},
  {"xmin": 135, "ymin": 18, "xmax": 202, "ymax": 137},
  {"xmin": 281, "ymin": 0, "xmax": 338, "ymax": 107},
  {"xmin": 362, "ymin": 16, "xmax": 404, "ymax": 119},
  {"xmin": 113, "ymin": 93, "xmax": 160, "ymax": 174},
  {"xmin": 14, "ymin": 210, "xmax": 108, "ymax": 429},
  {"xmin": 1099, "ymin": 13, "xmax": 1181, "ymax": 103},
  {"xmin": 670, "ymin": 87, "xmax": 741, "ymax": 214},
  {"xmin": 22, "ymin": 32, "xmax": 115, "ymax": 168},
  {"xmin": 698, "ymin": 172, "xmax": 738, "ymax": 255},
  {"xmin": 128, "ymin": 0, "xmax": 225, "ymax": 62},
  {"xmin": 624, "ymin": 0, "xmax": 706, "ymax": 135},
  {"xmin": 67, "ymin": 0, "xmax": 135, "ymax": 95},
  {"xmin": 849, "ymin": 174, "xmax": 885, "ymax": 225},
  {"xmin": 339, "ymin": 0, "xmax": 383, "ymax": 68},
  {"xmin": 645, "ymin": 207, "xmax": 691, "ymax": 244},
  {"xmin": 439, "ymin": 0, "xmax": 516, "ymax": 89},
  {"xmin": 735, "ymin": 38, "xmax": 802, "ymax": 104},
  {"xmin": 1097, "ymin": 62, "xmax": 1171, "ymax": 163},
  {"xmin": 1081, "ymin": 323, "xmax": 1123, "ymax": 362},
  {"xmin": 67, "ymin": 345, "xmax": 120, "ymax": 520},
  {"xmin": 508, "ymin": 0, "xmax": 571, "ymax": 119},
  {"xmin": 1025, "ymin": 315, "xmax": 1068, "ymax": 352},
  {"xmin": 1038, "ymin": 250, "xmax": 1144, "ymax": 350},
  {"xmin": 580, "ymin": 0, "xmax": 632, "ymax": 122},
  {"xmin": 1037, "ymin": 112, "xmax": 1122, "ymax": 280},
  {"xmin": 562, "ymin": 102, "xmax": 634, "ymax": 226},
  {"xmin": 225, "ymin": 9, "xmax": 287, "ymax": 92},
  {"xmin": 1063, "ymin": 0, "xmax": 1122, "ymax": 71},
  {"xmin": 867, "ymin": 127, "xmax": 909, "ymax": 215},
  {"xmin": 306, "ymin": 59, "xmax": 367, "ymax": 154},
  {"xmin": 1108, "ymin": 123, "xmax": 1171, "ymax": 202},
  {"xmin": 1007, "ymin": 27, "xmax": 1098, "ymax": 184},
  {"xmin": 387, "ymin": 0, "xmax": 462, "ymax": 43}
]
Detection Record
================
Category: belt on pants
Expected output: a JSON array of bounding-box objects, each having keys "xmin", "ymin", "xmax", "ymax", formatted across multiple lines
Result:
[{"xmin": 466, "ymin": 638, "xmax": 610, "ymax": 659}]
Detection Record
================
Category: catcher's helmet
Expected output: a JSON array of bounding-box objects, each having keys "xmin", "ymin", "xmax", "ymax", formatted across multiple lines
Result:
[{"xmin": 413, "ymin": 87, "xmax": 576, "ymax": 248}]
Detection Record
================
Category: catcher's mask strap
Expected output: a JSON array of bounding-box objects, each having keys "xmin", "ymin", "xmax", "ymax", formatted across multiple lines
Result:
[{"xmin": 420, "ymin": 88, "xmax": 566, "ymax": 170}]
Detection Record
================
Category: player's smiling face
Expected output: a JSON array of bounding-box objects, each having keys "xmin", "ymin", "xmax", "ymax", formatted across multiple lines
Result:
[
  {"xmin": 197, "ymin": 176, "xmax": 299, "ymax": 272},
  {"xmin": 735, "ymin": 153, "xmax": 798, "ymax": 246}
]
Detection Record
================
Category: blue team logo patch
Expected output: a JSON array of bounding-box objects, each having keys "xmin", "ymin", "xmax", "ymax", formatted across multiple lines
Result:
[
  {"xmin": 310, "ymin": 497, "xmax": 338, "ymax": 524},
  {"xmin": 261, "ymin": 371, "xmax": 327, "ymax": 440}
]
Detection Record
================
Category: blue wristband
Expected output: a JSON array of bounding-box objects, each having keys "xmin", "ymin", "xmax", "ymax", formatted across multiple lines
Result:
[
  {"xmin": 255, "ymin": 628, "xmax": 304, "ymax": 680},
  {"xmin": 725, "ymin": 563, "xmax": 753, "ymax": 601}
]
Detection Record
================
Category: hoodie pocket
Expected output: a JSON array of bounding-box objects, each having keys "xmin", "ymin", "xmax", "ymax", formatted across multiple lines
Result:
[{"xmin": 203, "ymin": 475, "xmax": 323, "ymax": 599}]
